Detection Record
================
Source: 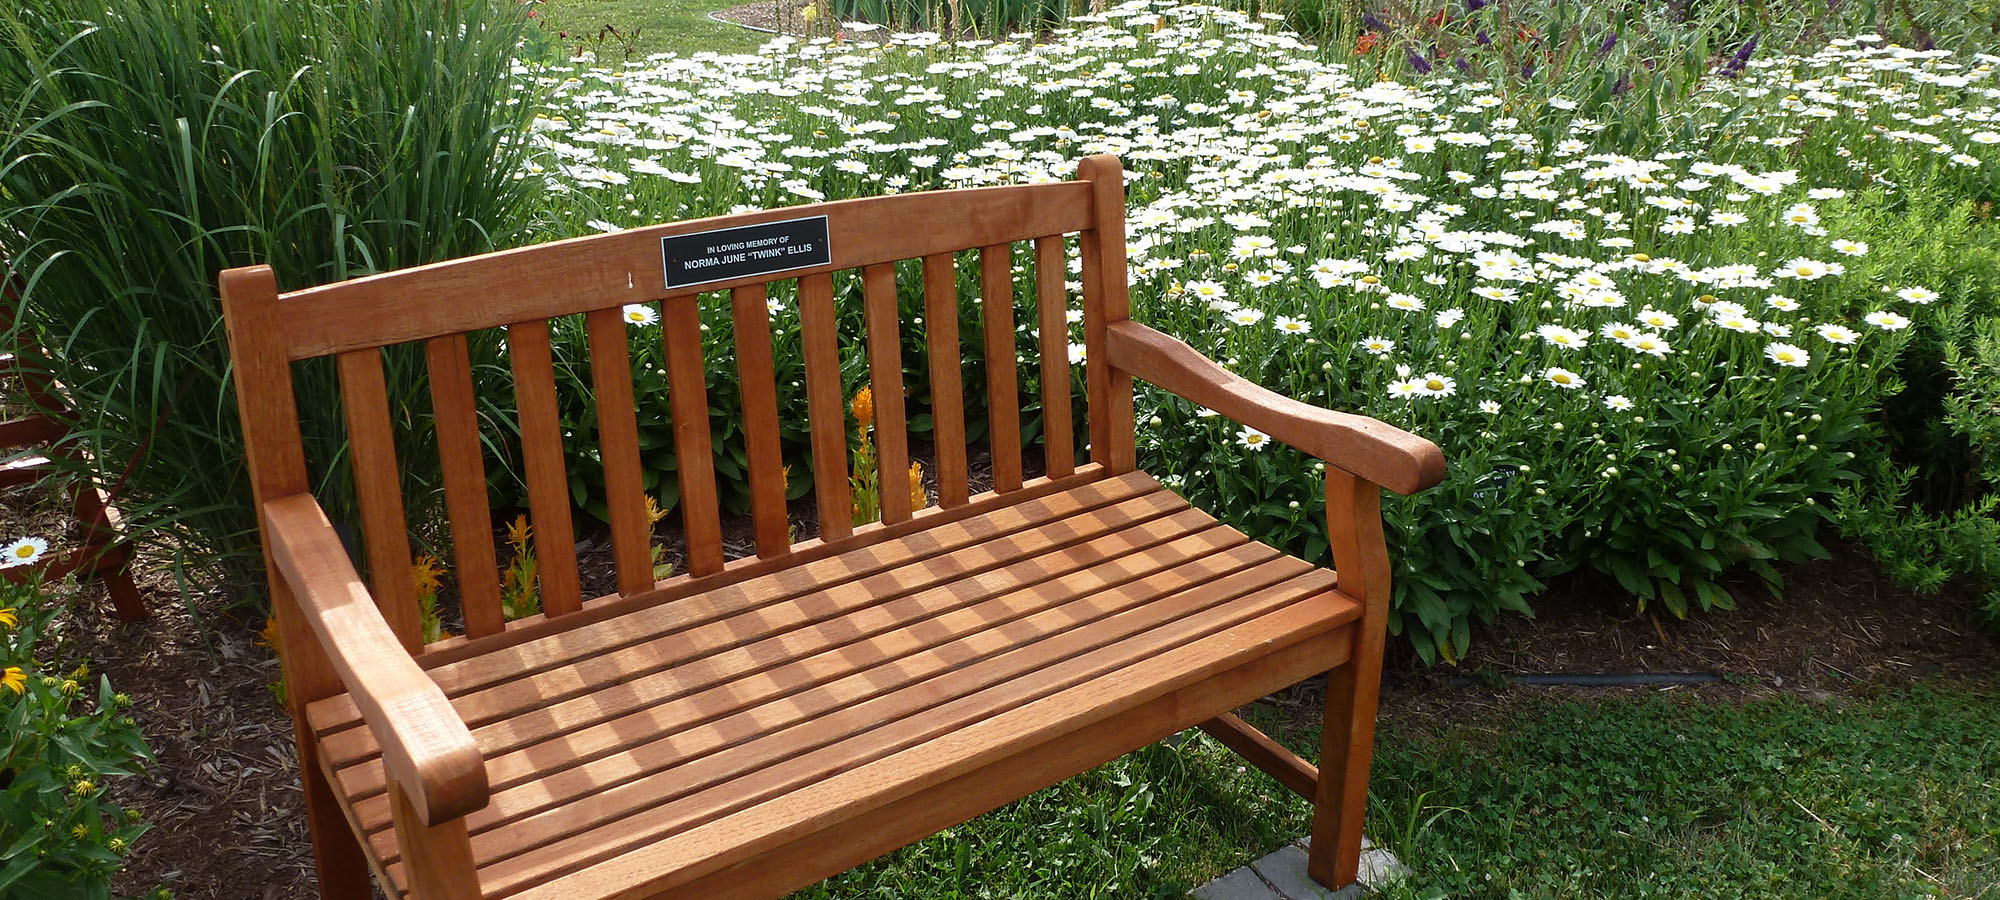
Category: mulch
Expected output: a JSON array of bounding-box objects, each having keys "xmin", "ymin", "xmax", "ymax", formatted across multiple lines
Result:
[{"xmin": 2, "ymin": 453, "xmax": 1990, "ymax": 898}]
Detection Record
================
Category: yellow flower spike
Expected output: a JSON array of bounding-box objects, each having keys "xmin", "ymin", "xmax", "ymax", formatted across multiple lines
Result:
[
  {"xmin": 908, "ymin": 461, "xmax": 927, "ymax": 511},
  {"xmin": 507, "ymin": 514, "xmax": 533, "ymax": 551},
  {"xmin": 852, "ymin": 386, "xmax": 875, "ymax": 428},
  {"xmin": 2, "ymin": 666, "xmax": 23, "ymax": 695},
  {"xmin": 801, "ymin": 3, "xmax": 818, "ymax": 23},
  {"xmin": 0, "ymin": 607, "xmax": 15, "ymax": 630}
]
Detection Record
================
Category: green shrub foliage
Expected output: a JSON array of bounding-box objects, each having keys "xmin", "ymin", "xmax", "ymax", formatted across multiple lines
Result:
[{"xmin": 0, "ymin": 577, "xmax": 150, "ymax": 899}]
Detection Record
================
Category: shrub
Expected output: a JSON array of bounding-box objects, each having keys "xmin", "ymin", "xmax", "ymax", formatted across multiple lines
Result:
[
  {"xmin": 0, "ymin": 0, "xmax": 542, "ymax": 597},
  {"xmin": 0, "ymin": 568, "xmax": 151, "ymax": 898}
]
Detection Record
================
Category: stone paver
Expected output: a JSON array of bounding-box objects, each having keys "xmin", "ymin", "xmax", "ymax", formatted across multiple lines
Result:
[
  {"xmin": 1191, "ymin": 866, "xmax": 1281, "ymax": 900},
  {"xmin": 1191, "ymin": 836, "xmax": 1406, "ymax": 900}
]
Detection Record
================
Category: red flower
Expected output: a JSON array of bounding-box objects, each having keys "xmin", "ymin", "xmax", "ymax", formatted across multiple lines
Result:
[
  {"xmin": 1425, "ymin": 7, "xmax": 1448, "ymax": 27},
  {"xmin": 1356, "ymin": 32, "xmax": 1380, "ymax": 54}
]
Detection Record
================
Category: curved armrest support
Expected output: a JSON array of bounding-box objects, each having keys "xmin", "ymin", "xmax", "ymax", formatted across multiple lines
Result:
[
  {"xmin": 263, "ymin": 494, "xmax": 488, "ymax": 824},
  {"xmin": 1105, "ymin": 320, "xmax": 1446, "ymax": 495}
]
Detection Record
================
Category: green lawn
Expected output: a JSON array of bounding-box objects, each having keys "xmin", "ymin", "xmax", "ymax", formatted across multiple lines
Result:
[
  {"xmin": 536, "ymin": 0, "xmax": 766, "ymax": 58},
  {"xmin": 785, "ymin": 684, "xmax": 1999, "ymax": 899}
]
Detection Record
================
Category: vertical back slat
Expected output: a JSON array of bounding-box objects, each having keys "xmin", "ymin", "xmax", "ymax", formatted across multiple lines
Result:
[
  {"xmin": 862, "ymin": 262, "xmax": 912, "ymax": 524},
  {"xmin": 798, "ymin": 273, "xmax": 853, "ymax": 542},
  {"xmin": 729, "ymin": 285, "xmax": 791, "ymax": 558},
  {"xmin": 1034, "ymin": 236, "xmax": 1075, "ymax": 479},
  {"xmin": 921, "ymin": 254, "xmax": 969, "ymax": 508},
  {"xmin": 507, "ymin": 320, "xmax": 582, "ymax": 617},
  {"xmin": 1079, "ymin": 156, "xmax": 1137, "ymax": 472},
  {"xmin": 424, "ymin": 335, "xmax": 505, "ymax": 639},
  {"xmin": 585, "ymin": 309, "xmax": 656, "ymax": 595},
  {"xmin": 980, "ymin": 244, "xmax": 1023, "ymax": 493},
  {"xmin": 663, "ymin": 299, "xmax": 725, "ymax": 575},
  {"xmin": 335, "ymin": 348, "xmax": 421, "ymax": 652}
]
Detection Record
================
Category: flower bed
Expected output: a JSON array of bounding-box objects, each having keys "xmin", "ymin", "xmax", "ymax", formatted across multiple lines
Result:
[{"xmin": 518, "ymin": 2, "xmax": 1996, "ymax": 659}]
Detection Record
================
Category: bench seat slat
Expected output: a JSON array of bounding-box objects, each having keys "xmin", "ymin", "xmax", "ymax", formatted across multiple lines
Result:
[
  {"xmin": 310, "ymin": 475, "xmax": 1360, "ymax": 899},
  {"xmin": 319, "ymin": 487, "xmax": 1196, "ymax": 775},
  {"xmin": 337, "ymin": 506, "xmax": 1241, "ymax": 817},
  {"xmin": 358, "ymin": 522, "xmax": 1275, "ymax": 861},
  {"xmin": 303, "ymin": 468, "xmax": 1142, "ymax": 739}
]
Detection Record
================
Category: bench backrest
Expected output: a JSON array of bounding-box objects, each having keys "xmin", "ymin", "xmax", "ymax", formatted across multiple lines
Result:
[{"xmin": 223, "ymin": 155, "xmax": 1138, "ymax": 660}]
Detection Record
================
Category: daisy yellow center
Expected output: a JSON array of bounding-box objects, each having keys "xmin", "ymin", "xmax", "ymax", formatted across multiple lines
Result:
[
  {"xmin": 1553, "ymin": 374, "xmax": 1572, "ymax": 384},
  {"xmin": 1425, "ymin": 379, "xmax": 1446, "ymax": 391},
  {"xmin": 10, "ymin": 546, "xmax": 31, "ymax": 559},
  {"xmin": 1796, "ymin": 266, "xmax": 1814, "ymax": 276}
]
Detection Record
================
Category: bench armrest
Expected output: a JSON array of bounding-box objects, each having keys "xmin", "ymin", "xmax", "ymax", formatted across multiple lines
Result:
[
  {"xmin": 1105, "ymin": 320, "xmax": 1446, "ymax": 495},
  {"xmin": 263, "ymin": 494, "xmax": 488, "ymax": 824}
]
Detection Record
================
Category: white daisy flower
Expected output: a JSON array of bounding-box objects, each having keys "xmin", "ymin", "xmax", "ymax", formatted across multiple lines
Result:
[
  {"xmin": 622, "ymin": 304, "xmax": 660, "ymax": 326},
  {"xmin": 1764, "ymin": 342, "xmax": 1811, "ymax": 367},
  {"xmin": 1864, "ymin": 311, "xmax": 1911, "ymax": 330},
  {"xmin": 1, "ymin": 536, "xmax": 48, "ymax": 569},
  {"xmin": 1544, "ymin": 367, "xmax": 1587, "ymax": 389}
]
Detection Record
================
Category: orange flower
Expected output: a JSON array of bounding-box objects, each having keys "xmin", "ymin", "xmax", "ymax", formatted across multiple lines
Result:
[
  {"xmin": 1356, "ymin": 32, "xmax": 1379, "ymax": 54},
  {"xmin": 852, "ymin": 386, "xmax": 875, "ymax": 428},
  {"xmin": 908, "ymin": 461, "xmax": 928, "ymax": 510}
]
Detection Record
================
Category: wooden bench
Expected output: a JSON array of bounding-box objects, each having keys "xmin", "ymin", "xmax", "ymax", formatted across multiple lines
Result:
[
  {"xmin": 222, "ymin": 155, "xmax": 1445, "ymax": 900},
  {"xmin": 1, "ymin": 279, "xmax": 146, "ymax": 621}
]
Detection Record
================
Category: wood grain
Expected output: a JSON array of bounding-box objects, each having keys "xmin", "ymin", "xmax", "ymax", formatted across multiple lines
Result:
[
  {"xmin": 797, "ymin": 272, "xmax": 853, "ymax": 543},
  {"xmin": 663, "ymin": 299, "xmax": 724, "ymax": 576},
  {"xmin": 1033, "ymin": 235, "xmax": 1074, "ymax": 478},
  {"xmin": 282, "ymin": 182, "xmax": 1095, "ymax": 360},
  {"xmin": 980, "ymin": 244, "xmax": 1022, "ymax": 493},
  {"xmin": 862, "ymin": 263, "xmax": 911, "ymax": 525},
  {"xmin": 336, "ymin": 348, "xmax": 422, "ymax": 653},
  {"xmin": 729, "ymin": 285, "xmax": 791, "ymax": 558},
  {"xmin": 1197, "ymin": 713, "xmax": 1318, "ymax": 799},
  {"xmin": 1077, "ymin": 154, "xmax": 1136, "ymax": 473},
  {"xmin": 425, "ymin": 335, "xmax": 506, "ymax": 640},
  {"xmin": 585, "ymin": 308, "xmax": 655, "ymax": 596},
  {"xmin": 508, "ymin": 320, "xmax": 582, "ymax": 617},
  {"xmin": 1308, "ymin": 469, "xmax": 1394, "ymax": 889},
  {"xmin": 1105, "ymin": 320, "xmax": 1446, "ymax": 496},
  {"xmin": 265, "ymin": 493, "xmax": 487, "ymax": 825},
  {"xmin": 921, "ymin": 253, "xmax": 969, "ymax": 508}
]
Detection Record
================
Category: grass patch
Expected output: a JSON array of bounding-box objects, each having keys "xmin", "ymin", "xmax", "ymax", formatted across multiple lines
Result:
[
  {"xmin": 537, "ymin": 0, "xmax": 766, "ymax": 58},
  {"xmin": 1367, "ymin": 686, "xmax": 2000, "ymax": 900},
  {"xmin": 785, "ymin": 685, "xmax": 2000, "ymax": 899}
]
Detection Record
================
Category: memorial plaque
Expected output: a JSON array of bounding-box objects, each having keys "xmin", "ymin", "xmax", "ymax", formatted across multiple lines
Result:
[{"xmin": 660, "ymin": 215, "xmax": 832, "ymax": 290}]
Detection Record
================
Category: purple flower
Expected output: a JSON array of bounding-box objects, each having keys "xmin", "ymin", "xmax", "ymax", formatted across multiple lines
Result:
[
  {"xmin": 1612, "ymin": 73, "xmax": 1632, "ymax": 95},
  {"xmin": 1721, "ymin": 34, "xmax": 1759, "ymax": 77},
  {"xmin": 1467, "ymin": 0, "xmax": 1487, "ymax": 9},
  {"xmin": 1521, "ymin": 58, "xmax": 1535, "ymax": 79},
  {"xmin": 1598, "ymin": 33, "xmax": 1618, "ymax": 54},
  {"xmin": 1455, "ymin": 56, "xmax": 1471, "ymax": 73},
  {"xmin": 1475, "ymin": 29, "xmax": 1491, "ymax": 45},
  {"xmin": 1363, "ymin": 11, "xmax": 1387, "ymax": 31},
  {"xmin": 1408, "ymin": 47, "xmax": 1434, "ymax": 74}
]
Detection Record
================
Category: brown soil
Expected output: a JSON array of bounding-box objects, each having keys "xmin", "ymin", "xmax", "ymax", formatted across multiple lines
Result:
[{"xmin": 4, "ymin": 454, "xmax": 1993, "ymax": 898}]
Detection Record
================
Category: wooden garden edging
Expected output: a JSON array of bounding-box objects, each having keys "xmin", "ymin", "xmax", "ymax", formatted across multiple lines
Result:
[
  {"xmin": 0, "ymin": 279, "xmax": 146, "ymax": 620},
  {"xmin": 223, "ymin": 155, "xmax": 1445, "ymax": 900}
]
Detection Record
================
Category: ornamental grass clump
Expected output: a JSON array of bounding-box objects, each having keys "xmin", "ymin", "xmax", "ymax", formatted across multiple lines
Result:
[
  {"xmin": 523, "ymin": 0, "xmax": 2000, "ymax": 661},
  {"xmin": 0, "ymin": 0, "xmax": 542, "ymax": 597}
]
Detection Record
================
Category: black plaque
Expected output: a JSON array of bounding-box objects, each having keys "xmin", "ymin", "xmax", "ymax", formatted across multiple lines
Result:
[{"xmin": 659, "ymin": 215, "xmax": 832, "ymax": 290}]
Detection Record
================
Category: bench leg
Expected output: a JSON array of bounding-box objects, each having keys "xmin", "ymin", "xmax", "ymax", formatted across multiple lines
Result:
[
  {"xmin": 390, "ymin": 784, "xmax": 481, "ymax": 900},
  {"xmin": 300, "ymin": 739, "xmax": 375, "ymax": 899},
  {"xmin": 1306, "ymin": 470, "xmax": 1392, "ymax": 889}
]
